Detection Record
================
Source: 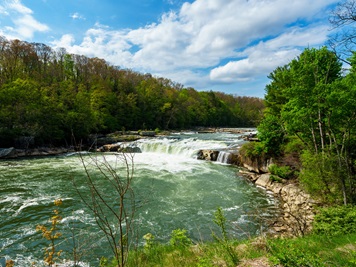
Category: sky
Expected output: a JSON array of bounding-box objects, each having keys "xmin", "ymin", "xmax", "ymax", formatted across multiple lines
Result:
[{"xmin": 0, "ymin": 0, "xmax": 340, "ymax": 97}]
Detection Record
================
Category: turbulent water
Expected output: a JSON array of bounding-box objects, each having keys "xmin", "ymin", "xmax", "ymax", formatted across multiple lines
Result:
[{"xmin": 0, "ymin": 131, "xmax": 278, "ymax": 266}]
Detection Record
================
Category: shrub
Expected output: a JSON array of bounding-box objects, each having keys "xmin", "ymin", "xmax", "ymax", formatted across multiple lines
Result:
[
  {"xmin": 170, "ymin": 229, "xmax": 192, "ymax": 248},
  {"xmin": 239, "ymin": 142, "xmax": 266, "ymax": 159},
  {"xmin": 283, "ymin": 136, "xmax": 304, "ymax": 154},
  {"xmin": 268, "ymin": 164, "xmax": 293, "ymax": 179},
  {"xmin": 299, "ymin": 150, "xmax": 344, "ymax": 204},
  {"xmin": 269, "ymin": 240, "xmax": 324, "ymax": 267},
  {"xmin": 270, "ymin": 175, "xmax": 283, "ymax": 183},
  {"xmin": 313, "ymin": 205, "xmax": 356, "ymax": 236}
]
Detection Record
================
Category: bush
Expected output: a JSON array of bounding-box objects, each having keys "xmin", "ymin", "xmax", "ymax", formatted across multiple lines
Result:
[
  {"xmin": 283, "ymin": 136, "xmax": 304, "ymax": 154},
  {"xmin": 313, "ymin": 205, "xmax": 356, "ymax": 236},
  {"xmin": 268, "ymin": 240, "xmax": 324, "ymax": 267},
  {"xmin": 299, "ymin": 150, "xmax": 344, "ymax": 204},
  {"xmin": 170, "ymin": 229, "xmax": 192, "ymax": 248},
  {"xmin": 268, "ymin": 164, "xmax": 293, "ymax": 179},
  {"xmin": 239, "ymin": 142, "xmax": 266, "ymax": 159},
  {"xmin": 270, "ymin": 175, "xmax": 283, "ymax": 183},
  {"xmin": 257, "ymin": 114, "xmax": 285, "ymax": 155}
]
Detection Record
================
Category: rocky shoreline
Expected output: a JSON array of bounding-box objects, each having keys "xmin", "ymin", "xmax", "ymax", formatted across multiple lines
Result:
[
  {"xmin": 239, "ymin": 169, "xmax": 317, "ymax": 237},
  {"xmin": 0, "ymin": 146, "xmax": 75, "ymax": 158},
  {"xmin": 197, "ymin": 148, "xmax": 319, "ymax": 237}
]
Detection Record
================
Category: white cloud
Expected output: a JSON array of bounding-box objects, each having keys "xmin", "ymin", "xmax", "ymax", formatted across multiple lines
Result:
[
  {"xmin": 1, "ymin": 0, "xmax": 49, "ymax": 39},
  {"xmin": 70, "ymin": 12, "xmax": 85, "ymax": 20},
  {"xmin": 2, "ymin": 0, "xmax": 337, "ymax": 95},
  {"xmin": 210, "ymin": 25, "xmax": 331, "ymax": 83},
  {"xmin": 52, "ymin": 24, "xmax": 133, "ymax": 67}
]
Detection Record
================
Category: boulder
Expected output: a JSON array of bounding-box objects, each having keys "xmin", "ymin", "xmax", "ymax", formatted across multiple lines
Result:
[
  {"xmin": 118, "ymin": 146, "xmax": 142, "ymax": 153},
  {"xmin": 140, "ymin": 131, "xmax": 156, "ymax": 137},
  {"xmin": 240, "ymin": 156, "xmax": 274, "ymax": 173},
  {"xmin": 0, "ymin": 147, "xmax": 16, "ymax": 158},
  {"xmin": 197, "ymin": 149, "xmax": 219, "ymax": 161},
  {"xmin": 255, "ymin": 174, "xmax": 271, "ymax": 188}
]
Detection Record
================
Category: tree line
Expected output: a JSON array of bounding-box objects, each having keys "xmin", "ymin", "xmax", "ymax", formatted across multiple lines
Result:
[
  {"xmin": 0, "ymin": 37, "xmax": 264, "ymax": 148},
  {"xmin": 257, "ymin": 46, "xmax": 356, "ymax": 205},
  {"xmin": 252, "ymin": 1, "xmax": 356, "ymax": 206}
]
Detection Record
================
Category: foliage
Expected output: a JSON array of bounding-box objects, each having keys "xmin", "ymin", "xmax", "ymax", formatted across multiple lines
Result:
[
  {"xmin": 268, "ymin": 164, "xmax": 293, "ymax": 179},
  {"xmin": 269, "ymin": 175, "xmax": 283, "ymax": 183},
  {"xmin": 257, "ymin": 114, "xmax": 285, "ymax": 155},
  {"xmin": 36, "ymin": 199, "xmax": 63, "ymax": 266},
  {"xmin": 299, "ymin": 150, "xmax": 345, "ymax": 204},
  {"xmin": 268, "ymin": 239, "xmax": 325, "ymax": 267},
  {"xmin": 282, "ymin": 136, "xmax": 305, "ymax": 154},
  {"xmin": 313, "ymin": 205, "xmax": 356, "ymax": 236},
  {"xmin": 239, "ymin": 141, "xmax": 266, "ymax": 159},
  {"xmin": 0, "ymin": 37, "xmax": 264, "ymax": 147},
  {"xmin": 212, "ymin": 207, "xmax": 239, "ymax": 266},
  {"xmin": 261, "ymin": 46, "xmax": 356, "ymax": 205},
  {"xmin": 143, "ymin": 233, "xmax": 155, "ymax": 251},
  {"xmin": 170, "ymin": 229, "xmax": 192, "ymax": 248}
]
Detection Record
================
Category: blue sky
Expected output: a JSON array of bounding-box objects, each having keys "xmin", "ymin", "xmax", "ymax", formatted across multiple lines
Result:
[{"xmin": 0, "ymin": 0, "xmax": 339, "ymax": 97}]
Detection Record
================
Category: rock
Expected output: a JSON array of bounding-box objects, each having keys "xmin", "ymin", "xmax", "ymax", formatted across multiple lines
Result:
[
  {"xmin": 238, "ymin": 167, "xmax": 316, "ymax": 237},
  {"xmin": 255, "ymin": 174, "xmax": 271, "ymax": 187},
  {"xmin": 0, "ymin": 147, "xmax": 16, "ymax": 158},
  {"xmin": 197, "ymin": 149, "xmax": 219, "ymax": 161},
  {"xmin": 99, "ymin": 144, "xmax": 121, "ymax": 152},
  {"xmin": 118, "ymin": 146, "xmax": 142, "ymax": 153},
  {"xmin": 140, "ymin": 131, "xmax": 156, "ymax": 137},
  {"xmin": 241, "ymin": 157, "xmax": 274, "ymax": 173}
]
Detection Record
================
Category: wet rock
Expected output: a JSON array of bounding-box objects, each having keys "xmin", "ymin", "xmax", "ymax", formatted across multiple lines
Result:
[
  {"xmin": 0, "ymin": 147, "xmax": 16, "ymax": 158},
  {"xmin": 197, "ymin": 149, "xmax": 219, "ymax": 161}
]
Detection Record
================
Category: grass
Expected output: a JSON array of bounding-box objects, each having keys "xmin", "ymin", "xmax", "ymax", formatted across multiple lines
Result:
[
  {"xmin": 268, "ymin": 233, "xmax": 356, "ymax": 266},
  {"xmin": 111, "ymin": 233, "xmax": 356, "ymax": 267}
]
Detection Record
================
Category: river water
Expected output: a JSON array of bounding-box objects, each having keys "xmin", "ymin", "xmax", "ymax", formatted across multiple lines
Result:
[{"xmin": 0, "ymin": 131, "xmax": 278, "ymax": 266}]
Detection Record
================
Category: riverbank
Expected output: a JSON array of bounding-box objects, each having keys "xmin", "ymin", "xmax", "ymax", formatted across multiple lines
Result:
[
  {"xmin": 0, "ymin": 146, "xmax": 75, "ymax": 158},
  {"xmin": 0, "ymin": 127, "xmax": 256, "ymax": 159},
  {"xmin": 239, "ymin": 169, "xmax": 318, "ymax": 237}
]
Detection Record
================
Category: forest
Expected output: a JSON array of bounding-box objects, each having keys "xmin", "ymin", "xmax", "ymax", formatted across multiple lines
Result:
[
  {"xmin": 0, "ymin": 37, "xmax": 264, "ymax": 148},
  {"xmin": 253, "ymin": 46, "xmax": 356, "ymax": 205}
]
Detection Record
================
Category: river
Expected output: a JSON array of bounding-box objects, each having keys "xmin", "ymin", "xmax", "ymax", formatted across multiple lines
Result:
[{"xmin": 0, "ymin": 131, "xmax": 278, "ymax": 266}]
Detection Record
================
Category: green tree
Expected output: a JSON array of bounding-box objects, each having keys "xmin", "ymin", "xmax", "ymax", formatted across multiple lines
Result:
[{"xmin": 261, "ymin": 47, "xmax": 356, "ymax": 204}]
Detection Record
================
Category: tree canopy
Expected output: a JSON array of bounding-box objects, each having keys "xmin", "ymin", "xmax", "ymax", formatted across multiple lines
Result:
[
  {"xmin": 0, "ymin": 37, "xmax": 264, "ymax": 148},
  {"xmin": 259, "ymin": 46, "xmax": 356, "ymax": 205}
]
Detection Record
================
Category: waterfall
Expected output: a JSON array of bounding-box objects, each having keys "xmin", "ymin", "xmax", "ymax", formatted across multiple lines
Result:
[
  {"xmin": 216, "ymin": 151, "xmax": 232, "ymax": 164},
  {"xmin": 130, "ymin": 137, "xmax": 229, "ymax": 158}
]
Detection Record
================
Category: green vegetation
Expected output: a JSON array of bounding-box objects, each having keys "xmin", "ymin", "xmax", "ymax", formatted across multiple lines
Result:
[
  {"xmin": 0, "ymin": 37, "xmax": 264, "ymax": 148},
  {"xmin": 313, "ymin": 205, "xmax": 356, "ymax": 236},
  {"xmin": 268, "ymin": 164, "xmax": 293, "ymax": 180},
  {"xmin": 242, "ymin": 46, "xmax": 356, "ymax": 205}
]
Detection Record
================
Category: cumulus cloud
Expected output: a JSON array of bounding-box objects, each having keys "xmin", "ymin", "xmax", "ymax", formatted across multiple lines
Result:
[
  {"xmin": 52, "ymin": 23, "xmax": 133, "ymax": 67},
  {"xmin": 0, "ymin": 0, "xmax": 49, "ymax": 39},
  {"xmin": 210, "ymin": 25, "xmax": 331, "ymax": 83},
  {"xmin": 2, "ymin": 0, "xmax": 338, "ymax": 94}
]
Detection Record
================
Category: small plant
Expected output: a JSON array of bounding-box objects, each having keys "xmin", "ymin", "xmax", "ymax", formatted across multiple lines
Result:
[
  {"xmin": 170, "ymin": 229, "xmax": 192, "ymax": 248},
  {"xmin": 212, "ymin": 207, "xmax": 239, "ymax": 266},
  {"xmin": 270, "ymin": 174, "xmax": 283, "ymax": 183},
  {"xmin": 5, "ymin": 259, "xmax": 14, "ymax": 267},
  {"xmin": 36, "ymin": 199, "xmax": 63, "ymax": 266},
  {"xmin": 143, "ymin": 233, "xmax": 155, "ymax": 252}
]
